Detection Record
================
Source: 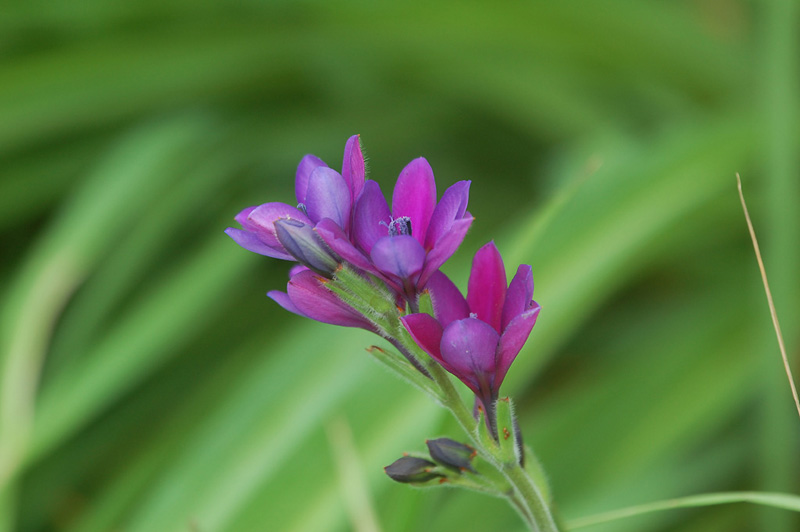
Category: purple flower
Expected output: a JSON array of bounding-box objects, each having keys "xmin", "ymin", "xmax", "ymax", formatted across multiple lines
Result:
[
  {"xmin": 267, "ymin": 268, "xmax": 375, "ymax": 331},
  {"xmin": 316, "ymin": 157, "xmax": 474, "ymax": 299},
  {"xmin": 226, "ymin": 136, "xmax": 473, "ymax": 328},
  {"xmin": 401, "ymin": 242, "xmax": 540, "ymax": 407},
  {"xmin": 225, "ymin": 135, "xmax": 365, "ymax": 266}
]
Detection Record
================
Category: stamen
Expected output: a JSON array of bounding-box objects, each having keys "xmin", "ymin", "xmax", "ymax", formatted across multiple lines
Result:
[
  {"xmin": 469, "ymin": 312, "xmax": 478, "ymax": 319},
  {"xmin": 297, "ymin": 203, "xmax": 308, "ymax": 216},
  {"xmin": 387, "ymin": 216, "xmax": 412, "ymax": 237}
]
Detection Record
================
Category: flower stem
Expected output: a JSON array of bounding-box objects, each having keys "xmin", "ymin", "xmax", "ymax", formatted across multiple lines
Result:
[
  {"xmin": 416, "ymin": 349, "xmax": 560, "ymax": 531},
  {"xmin": 508, "ymin": 492, "xmax": 537, "ymax": 528},
  {"xmin": 502, "ymin": 461, "xmax": 560, "ymax": 532}
]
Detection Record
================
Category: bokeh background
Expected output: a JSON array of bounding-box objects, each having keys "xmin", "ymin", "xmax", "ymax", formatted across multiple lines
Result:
[{"xmin": 1, "ymin": 1, "xmax": 798, "ymax": 531}]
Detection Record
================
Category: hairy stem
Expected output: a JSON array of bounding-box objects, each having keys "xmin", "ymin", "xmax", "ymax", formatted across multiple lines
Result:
[{"xmin": 405, "ymin": 341, "xmax": 559, "ymax": 531}]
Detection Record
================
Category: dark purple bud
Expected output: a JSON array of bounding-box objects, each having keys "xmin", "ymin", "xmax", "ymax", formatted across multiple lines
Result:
[
  {"xmin": 384, "ymin": 456, "xmax": 442, "ymax": 484},
  {"xmin": 426, "ymin": 438, "xmax": 477, "ymax": 473},
  {"xmin": 274, "ymin": 218, "xmax": 339, "ymax": 277}
]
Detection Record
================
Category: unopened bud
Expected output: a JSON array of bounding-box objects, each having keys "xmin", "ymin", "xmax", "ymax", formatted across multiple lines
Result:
[
  {"xmin": 274, "ymin": 218, "xmax": 339, "ymax": 277},
  {"xmin": 426, "ymin": 438, "xmax": 477, "ymax": 473},
  {"xmin": 384, "ymin": 456, "xmax": 442, "ymax": 484}
]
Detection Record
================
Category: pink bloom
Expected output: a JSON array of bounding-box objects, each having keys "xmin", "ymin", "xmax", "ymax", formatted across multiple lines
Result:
[{"xmin": 402, "ymin": 242, "xmax": 540, "ymax": 406}]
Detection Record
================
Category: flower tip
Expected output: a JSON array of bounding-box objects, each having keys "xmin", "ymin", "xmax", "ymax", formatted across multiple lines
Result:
[{"xmin": 475, "ymin": 240, "xmax": 500, "ymax": 257}]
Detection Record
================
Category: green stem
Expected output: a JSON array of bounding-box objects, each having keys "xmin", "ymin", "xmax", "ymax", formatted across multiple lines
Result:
[
  {"xmin": 508, "ymin": 493, "xmax": 536, "ymax": 528},
  {"xmin": 412, "ymin": 345, "xmax": 559, "ymax": 531},
  {"xmin": 502, "ymin": 461, "xmax": 559, "ymax": 532}
]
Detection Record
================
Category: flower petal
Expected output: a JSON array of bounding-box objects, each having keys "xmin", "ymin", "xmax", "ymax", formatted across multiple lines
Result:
[
  {"xmin": 289, "ymin": 264, "xmax": 309, "ymax": 277},
  {"xmin": 418, "ymin": 216, "xmax": 473, "ymax": 287},
  {"xmin": 440, "ymin": 318, "xmax": 500, "ymax": 397},
  {"xmin": 225, "ymin": 227, "xmax": 294, "ymax": 260},
  {"xmin": 286, "ymin": 270, "xmax": 372, "ymax": 329},
  {"xmin": 267, "ymin": 289, "xmax": 302, "ymax": 316},
  {"xmin": 370, "ymin": 235, "xmax": 425, "ymax": 281},
  {"xmin": 234, "ymin": 205, "xmax": 259, "ymax": 231},
  {"xmin": 342, "ymin": 134, "xmax": 365, "ymax": 202},
  {"xmin": 314, "ymin": 218, "xmax": 374, "ymax": 272},
  {"xmin": 247, "ymin": 202, "xmax": 313, "ymax": 249},
  {"xmin": 502, "ymin": 264, "xmax": 534, "ymax": 331},
  {"xmin": 353, "ymin": 180, "xmax": 391, "ymax": 253},
  {"xmin": 495, "ymin": 303, "xmax": 540, "ymax": 390},
  {"xmin": 305, "ymin": 167, "xmax": 352, "ymax": 230},
  {"xmin": 295, "ymin": 154, "xmax": 328, "ymax": 204},
  {"xmin": 401, "ymin": 313, "xmax": 444, "ymax": 362},
  {"xmin": 423, "ymin": 270, "xmax": 469, "ymax": 328},
  {"xmin": 424, "ymin": 180, "xmax": 471, "ymax": 250},
  {"xmin": 392, "ymin": 157, "xmax": 436, "ymax": 246},
  {"xmin": 467, "ymin": 241, "xmax": 507, "ymax": 333}
]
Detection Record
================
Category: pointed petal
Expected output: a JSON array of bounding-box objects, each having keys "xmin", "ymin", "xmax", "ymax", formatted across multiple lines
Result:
[
  {"xmin": 286, "ymin": 270, "xmax": 372, "ymax": 329},
  {"xmin": 495, "ymin": 303, "xmax": 540, "ymax": 390},
  {"xmin": 234, "ymin": 205, "xmax": 259, "ymax": 231},
  {"xmin": 423, "ymin": 270, "xmax": 469, "ymax": 328},
  {"xmin": 418, "ymin": 216, "xmax": 473, "ymax": 287},
  {"xmin": 440, "ymin": 318, "xmax": 500, "ymax": 396},
  {"xmin": 225, "ymin": 227, "xmax": 294, "ymax": 260},
  {"xmin": 314, "ymin": 218, "xmax": 374, "ymax": 272},
  {"xmin": 370, "ymin": 235, "xmax": 425, "ymax": 281},
  {"xmin": 305, "ymin": 167, "xmax": 352, "ymax": 230},
  {"xmin": 295, "ymin": 154, "xmax": 328, "ymax": 204},
  {"xmin": 424, "ymin": 180, "xmax": 470, "ymax": 249},
  {"xmin": 353, "ymin": 180, "xmax": 391, "ymax": 253},
  {"xmin": 392, "ymin": 157, "xmax": 436, "ymax": 246},
  {"xmin": 401, "ymin": 313, "xmax": 444, "ymax": 362},
  {"xmin": 267, "ymin": 289, "xmax": 302, "ymax": 316},
  {"xmin": 502, "ymin": 264, "xmax": 534, "ymax": 331},
  {"xmin": 467, "ymin": 241, "xmax": 507, "ymax": 333},
  {"xmin": 289, "ymin": 264, "xmax": 309, "ymax": 278},
  {"xmin": 342, "ymin": 135, "xmax": 365, "ymax": 201}
]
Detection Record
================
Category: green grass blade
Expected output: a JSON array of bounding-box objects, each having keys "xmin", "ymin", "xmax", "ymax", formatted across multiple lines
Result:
[{"xmin": 567, "ymin": 492, "xmax": 800, "ymax": 530}]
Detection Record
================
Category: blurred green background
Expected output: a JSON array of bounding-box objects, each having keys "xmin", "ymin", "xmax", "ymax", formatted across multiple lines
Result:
[{"xmin": 1, "ymin": 1, "xmax": 798, "ymax": 531}]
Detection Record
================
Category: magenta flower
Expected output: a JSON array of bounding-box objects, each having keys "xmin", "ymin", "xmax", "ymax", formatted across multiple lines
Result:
[
  {"xmin": 267, "ymin": 267, "xmax": 375, "ymax": 330},
  {"xmin": 316, "ymin": 157, "xmax": 474, "ymax": 299},
  {"xmin": 401, "ymin": 242, "xmax": 540, "ymax": 408},
  {"xmin": 225, "ymin": 135, "xmax": 365, "ymax": 273}
]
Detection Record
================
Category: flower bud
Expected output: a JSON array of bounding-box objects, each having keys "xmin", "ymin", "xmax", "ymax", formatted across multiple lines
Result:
[
  {"xmin": 384, "ymin": 456, "xmax": 442, "ymax": 484},
  {"xmin": 426, "ymin": 438, "xmax": 477, "ymax": 473},
  {"xmin": 274, "ymin": 218, "xmax": 339, "ymax": 277}
]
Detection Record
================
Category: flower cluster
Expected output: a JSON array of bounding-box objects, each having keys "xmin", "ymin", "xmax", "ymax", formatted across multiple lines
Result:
[{"xmin": 226, "ymin": 135, "xmax": 539, "ymax": 415}]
